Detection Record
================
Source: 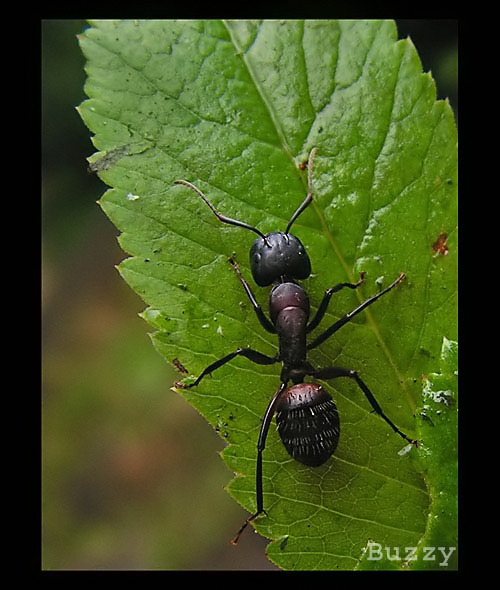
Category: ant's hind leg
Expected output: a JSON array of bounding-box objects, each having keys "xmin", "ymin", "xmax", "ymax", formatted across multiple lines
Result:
[
  {"xmin": 313, "ymin": 366, "xmax": 418, "ymax": 446},
  {"xmin": 231, "ymin": 382, "xmax": 287, "ymax": 545}
]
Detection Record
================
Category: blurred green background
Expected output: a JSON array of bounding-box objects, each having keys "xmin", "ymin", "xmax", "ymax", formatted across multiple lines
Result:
[{"xmin": 41, "ymin": 19, "xmax": 457, "ymax": 570}]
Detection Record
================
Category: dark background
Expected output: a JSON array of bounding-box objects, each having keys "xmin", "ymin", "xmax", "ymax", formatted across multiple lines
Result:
[{"xmin": 41, "ymin": 19, "xmax": 457, "ymax": 570}]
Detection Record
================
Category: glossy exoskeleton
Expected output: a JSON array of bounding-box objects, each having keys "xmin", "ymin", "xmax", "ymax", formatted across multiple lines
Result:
[{"xmin": 174, "ymin": 148, "xmax": 417, "ymax": 544}]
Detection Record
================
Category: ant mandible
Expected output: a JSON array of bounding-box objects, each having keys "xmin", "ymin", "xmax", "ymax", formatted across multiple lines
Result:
[{"xmin": 174, "ymin": 148, "xmax": 417, "ymax": 544}]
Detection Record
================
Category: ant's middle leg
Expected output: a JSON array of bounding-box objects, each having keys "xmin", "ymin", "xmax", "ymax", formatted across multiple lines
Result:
[
  {"xmin": 312, "ymin": 365, "xmax": 417, "ymax": 446},
  {"xmin": 176, "ymin": 347, "xmax": 278, "ymax": 389},
  {"xmin": 229, "ymin": 257, "xmax": 276, "ymax": 334}
]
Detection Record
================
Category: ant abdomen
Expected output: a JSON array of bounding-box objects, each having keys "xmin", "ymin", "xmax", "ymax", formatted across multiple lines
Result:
[{"xmin": 275, "ymin": 383, "xmax": 340, "ymax": 467}]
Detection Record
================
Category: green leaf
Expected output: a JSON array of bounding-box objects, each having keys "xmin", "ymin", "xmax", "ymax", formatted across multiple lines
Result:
[
  {"xmin": 412, "ymin": 337, "xmax": 458, "ymax": 569},
  {"xmin": 78, "ymin": 19, "xmax": 457, "ymax": 570}
]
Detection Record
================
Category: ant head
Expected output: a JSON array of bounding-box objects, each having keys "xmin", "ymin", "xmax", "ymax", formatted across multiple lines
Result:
[
  {"xmin": 250, "ymin": 232, "xmax": 311, "ymax": 287},
  {"xmin": 175, "ymin": 148, "xmax": 318, "ymax": 288}
]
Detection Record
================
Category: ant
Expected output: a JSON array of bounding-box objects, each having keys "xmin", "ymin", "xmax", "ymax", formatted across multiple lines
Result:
[{"xmin": 174, "ymin": 148, "xmax": 417, "ymax": 544}]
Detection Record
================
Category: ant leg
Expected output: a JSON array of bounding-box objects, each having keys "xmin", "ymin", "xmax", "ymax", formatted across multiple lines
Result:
[
  {"xmin": 307, "ymin": 273, "xmax": 366, "ymax": 333},
  {"xmin": 176, "ymin": 348, "xmax": 277, "ymax": 389},
  {"xmin": 313, "ymin": 366, "xmax": 417, "ymax": 446},
  {"xmin": 229, "ymin": 257, "xmax": 275, "ymax": 334},
  {"xmin": 307, "ymin": 273, "xmax": 406, "ymax": 351},
  {"xmin": 232, "ymin": 382, "xmax": 287, "ymax": 545}
]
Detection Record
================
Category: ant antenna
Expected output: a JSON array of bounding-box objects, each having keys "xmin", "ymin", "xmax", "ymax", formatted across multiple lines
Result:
[
  {"xmin": 285, "ymin": 147, "xmax": 317, "ymax": 234},
  {"xmin": 174, "ymin": 179, "xmax": 268, "ymax": 241}
]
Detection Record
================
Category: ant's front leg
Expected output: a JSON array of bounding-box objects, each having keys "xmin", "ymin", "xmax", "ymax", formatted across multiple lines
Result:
[
  {"xmin": 228, "ymin": 257, "xmax": 276, "ymax": 334},
  {"xmin": 308, "ymin": 273, "xmax": 406, "ymax": 350},
  {"xmin": 307, "ymin": 272, "xmax": 366, "ymax": 333}
]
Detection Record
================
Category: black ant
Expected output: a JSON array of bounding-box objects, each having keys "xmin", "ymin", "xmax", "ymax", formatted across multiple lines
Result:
[{"xmin": 174, "ymin": 148, "xmax": 417, "ymax": 544}]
